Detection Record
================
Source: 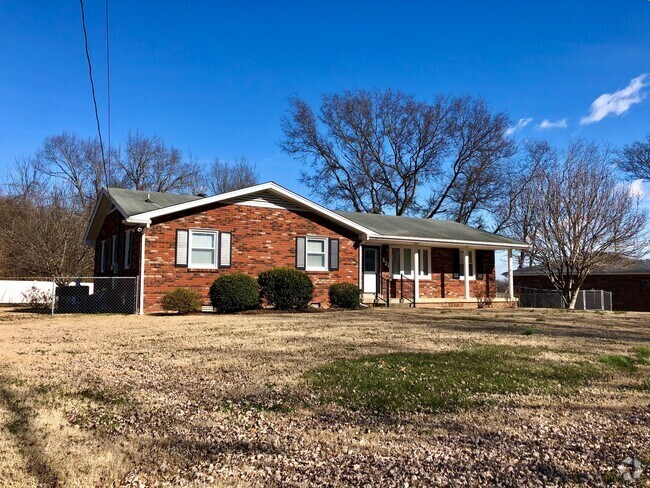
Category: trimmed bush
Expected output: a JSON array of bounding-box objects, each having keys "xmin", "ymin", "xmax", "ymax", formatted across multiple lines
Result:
[
  {"xmin": 258, "ymin": 267, "xmax": 314, "ymax": 310},
  {"xmin": 161, "ymin": 288, "xmax": 202, "ymax": 314},
  {"xmin": 209, "ymin": 273, "xmax": 259, "ymax": 313},
  {"xmin": 329, "ymin": 282, "xmax": 361, "ymax": 309}
]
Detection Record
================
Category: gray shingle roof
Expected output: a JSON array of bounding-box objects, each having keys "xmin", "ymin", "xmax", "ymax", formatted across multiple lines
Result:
[
  {"xmin": 335, "ymin": 210, "xmax": 526, "ymax": 246},
  {"xmin": 107, "ymin": 187, "xmax": 201, "ymax": 218}
]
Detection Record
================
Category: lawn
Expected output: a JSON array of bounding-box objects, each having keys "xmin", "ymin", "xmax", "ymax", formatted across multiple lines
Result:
[{"xmin": 0, "ymin": 308, "xmax": 648, "ymax": 486}]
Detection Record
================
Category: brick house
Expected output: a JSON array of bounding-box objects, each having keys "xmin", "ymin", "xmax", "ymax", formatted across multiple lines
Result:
[
  {"xmin": 83, "ymin": 182, "xmax": 527, "ymax": 313},
  {"xmin": 513, "ymin": 259, "xmax": 650, "ymax": 312}
]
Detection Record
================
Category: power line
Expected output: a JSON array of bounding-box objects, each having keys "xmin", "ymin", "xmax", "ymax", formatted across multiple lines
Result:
[
  {"xmin": 79, "ymin": 0, "xmax": 108, "ymax": 189},
  {"xmin": 105, "ymin": 0, "xmax": 111, "ymax": 181}
]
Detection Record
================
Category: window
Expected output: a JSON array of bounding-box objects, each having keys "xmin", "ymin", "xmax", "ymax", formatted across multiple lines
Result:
[
  {"xmin": 111, "ymin": 235, "xmax": 118, "ymax": 270},
  {"xmin": 391, "ymin": 248, "xmax": 400, "ymax": 276},
  {"xmin": 419, "ymin": 249, "xmax": 430, "ymax": 276},
  {"xmin": 458, "ymin": 249, "xmax": 475, "ymax": 280},
  {"xmin": 123, "ymin": 230, "xmax": 132, "ymax": 270},
  {"xmin": 391, "ymin": 247, "xmax": 431, "ymax": 279},
  {"xmin": 99, "ymin": 240, "xmax": 106, "ymax": 273},
  {"xmin": 403, "ymin": 248, "xmax": 413, "ymax": 276},
  {"xmin": 189, "ymin": 230, "xmax": 218, "ymax": 268},
  {"xmin": 306, "ymin": 237, "xmax": 327, "ymax": 271}
]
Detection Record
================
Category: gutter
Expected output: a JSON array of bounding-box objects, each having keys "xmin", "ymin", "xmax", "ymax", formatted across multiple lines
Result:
[{"xmin": 363, "ymin": 235, "xmax": 530, "ymax": 249}]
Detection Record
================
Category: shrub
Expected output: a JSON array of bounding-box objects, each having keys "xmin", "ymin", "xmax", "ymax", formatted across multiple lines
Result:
[
  {"xmin": 161, "ymin": 288, "xmax": 202, "ymax": 314},
  {"xmin": 329, "ymin": 282, "xmax": 361, "ymax": 309},
  {"xmin": 258, "ymin": 267, "xmax": 314, "ymax": 310},
  {"xmin": 209, "ymin": 273, "xmax": 259, "ymax": 313},
  {"xmin": 21, "ymin": 286, "xmax": 52, "ymax": 310}
]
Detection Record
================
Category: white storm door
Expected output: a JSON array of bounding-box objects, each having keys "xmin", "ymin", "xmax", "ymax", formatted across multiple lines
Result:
[{"xmin": 362, "ymin": 247, "xmax": 378, "ymax": 294}]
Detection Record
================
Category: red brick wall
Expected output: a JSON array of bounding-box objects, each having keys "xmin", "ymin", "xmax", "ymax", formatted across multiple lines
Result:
[
  {"xmin": 378, "ymin": 247, "xmax": 496, "ymax": 299},
  {"xmin": 142, "ymin": 202, "xmax": 360, "ymax": 312},
  {"xmin": 514, "ymin": 274, "xmax": 650, "ymax": 311}
]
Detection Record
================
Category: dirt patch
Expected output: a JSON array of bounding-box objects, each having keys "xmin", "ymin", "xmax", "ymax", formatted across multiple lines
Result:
[{"xmin": 0, "ymin": 308, "xmax": 648, "ymax": 486}]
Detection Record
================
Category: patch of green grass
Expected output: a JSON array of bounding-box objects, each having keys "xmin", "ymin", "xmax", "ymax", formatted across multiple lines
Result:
[
  {"xmin": 598, "ymin": 354, "xmax": 637, "ymax": 372},
  {"xmin": 523, "ymin": 328, "xmax": 536, "ymax": 335},
  {"xmin": 305, "ymin": 346, "xmax": 601, "ymax": 414},
  {"xmin": 634, "ymin": 346, "xmax": 650, "ymax": 365},
  {"xmin": 598, "ymin": 347, "xmax": 650, "ymax": 372}
]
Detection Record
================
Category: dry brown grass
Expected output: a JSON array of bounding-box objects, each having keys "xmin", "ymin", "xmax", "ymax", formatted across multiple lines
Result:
[{"xmin": 0, "ymin": 307, "xmax": 648, "ymax": 486}]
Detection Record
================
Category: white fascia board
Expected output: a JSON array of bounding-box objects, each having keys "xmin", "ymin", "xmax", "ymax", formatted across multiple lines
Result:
[
  {"xmin": 364, "ymin": 235, "xmax": 530, "ymax": 250},
  {"xmin": 126, "ymin": 182, "xmax": 376, "ymax": 236},
  {"xmin": 83, "ymin": 189, "xmax": 110, "ymax": 245}
]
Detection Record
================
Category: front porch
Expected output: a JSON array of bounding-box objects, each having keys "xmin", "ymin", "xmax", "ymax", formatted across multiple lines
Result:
[{"xmin": 359, "ymin": 241, "xmax": 520, "ymax": 308}]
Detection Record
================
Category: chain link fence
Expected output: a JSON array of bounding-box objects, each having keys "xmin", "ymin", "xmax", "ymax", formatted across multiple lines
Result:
[
  {"xmin": 1, "ymin": 277, "xmax": 139, "ymax": 314},
  {"xmin": 517, "ymin": 287, "xmax": 613, "ymax": 311}
]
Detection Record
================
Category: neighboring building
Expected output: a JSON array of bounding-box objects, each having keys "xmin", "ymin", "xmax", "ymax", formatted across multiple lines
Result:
[
  {"xmin": 513, "ymin": 259, "xmax": 650, "ymax": 311},
  {"xmin": 84, "ymin": 182, "xmax": 527, "ymax": 313}
]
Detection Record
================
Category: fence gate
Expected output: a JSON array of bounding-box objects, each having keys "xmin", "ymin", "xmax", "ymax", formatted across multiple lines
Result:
[{"xmin": 518, "ymin": 287, "xmax": 613, "ymax": 311}]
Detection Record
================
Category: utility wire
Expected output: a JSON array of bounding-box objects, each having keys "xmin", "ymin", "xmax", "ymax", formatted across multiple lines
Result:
[
  {"xmin": 105, "ymin": 0, "xmax": 111, "ymax": 185},
  {"xmin": 79, "ymin": 0, "xmax": 109, "ymax": 189}
]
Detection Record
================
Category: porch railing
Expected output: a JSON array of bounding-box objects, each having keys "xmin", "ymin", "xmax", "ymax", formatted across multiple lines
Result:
[
  {"xmin": 375, "ymin": 275, "xmax": 391, "ymax": 307},
  {"xmin": 374, "ymin": 275, "xmax": 416, "ymax": 308},
  {"xmin": 400, "ymin": 274, "xmax": 416, "ymax": 307}
]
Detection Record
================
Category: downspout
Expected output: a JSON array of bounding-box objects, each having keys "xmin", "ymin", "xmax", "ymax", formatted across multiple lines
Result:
[{"xmin": 138, "ymin": 224, "xmax": 150, "ymax": 315}]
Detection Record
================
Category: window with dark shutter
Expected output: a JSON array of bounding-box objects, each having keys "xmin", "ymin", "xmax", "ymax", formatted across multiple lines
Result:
[
  {"xmin": 329, "ymin": 239, "xmax": 339, "ymax": 271},
  {"xmin": 476, "ymin": 250, "xmax": 484, "ymax": 279},
  {"xmin": 176, "ymin": 230, "xmax": 189, "ymax": 267},
  {"xmin": 295, "ymin": 237, "xmax": 306, "ymax": 270},
  {"xmin": 452, "ymin": 249, "xmax": 460, "ymax": 279}
]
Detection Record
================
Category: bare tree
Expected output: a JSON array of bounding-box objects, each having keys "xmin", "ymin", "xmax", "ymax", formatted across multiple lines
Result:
[
  {"xmin": 31, "ymin": 132, "xmax": 108, "ymax": 211},
  {"xmin": 281, "ymin": 90, "xmax": 451, "ymax": 215},
  {"xmin": 281, "ymin": 90, "xmax": 513, "ymax": 219},
  {"xmin": 206, "ymin": 157, "xmax": 259, "ymax": 195},
  {"xmin": 617, "ymin": 133, "xmax": 650, "ymax": 181},
  {"xmin": 425, "ymin": 96, "xmax": 515, "ymax": 221},
  {"xmin": 528, "ymin": 140, "xmax": 647, "ymax": 308},
  {"xmin": 0, "ymin": 191, "xmax": 93, "ymax": 278},
  {"xmin": 493, "ymin": 140, "xmax": 554, "ymax": 267},
  {"xmin": 118, "ymin": 132, "xmax": 202, "ymax": 194}
]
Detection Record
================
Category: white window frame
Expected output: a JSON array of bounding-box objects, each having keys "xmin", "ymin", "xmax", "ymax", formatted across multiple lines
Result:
[
  {"xmin": 188, "ymin": 229, "xmax": 219, "ymax": 269},
  {"xmin": 459, "ymin": 249, "xmax": 476, "ymax": 281},
  {"xmin": 305, "ymin": 236, "xmax": 328, "ymax": 271},
  {"xmin": 390, "ymin": 246, "xmax": 431, "ymax": 280}
]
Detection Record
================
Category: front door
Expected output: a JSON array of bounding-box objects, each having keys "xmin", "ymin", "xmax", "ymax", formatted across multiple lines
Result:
[{"xmin": 362, "ymin": 247, "xmax": 379, "ymax": 294}]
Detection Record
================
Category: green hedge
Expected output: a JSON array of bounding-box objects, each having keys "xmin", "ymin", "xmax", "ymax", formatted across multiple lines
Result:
[
  {"xmin": 329, "ymin": 282, "xmax": 361, "ymax": 309},
  {"xmin": 161, "ymin": 288, "xmax": 202, "ymax": 314},
  {"xmin": 209, "ymin": 273, "xmax": 259, "ymax": 313},
  {"xmin": 258, "ymin": 267, "xmax": 314, "ymax": 310}
]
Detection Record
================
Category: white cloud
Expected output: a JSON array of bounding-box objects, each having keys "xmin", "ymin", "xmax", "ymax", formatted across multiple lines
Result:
[
  {"xmin": 580, "ymin": 73, "xmax": 649, "ymax": 125},
  {"xmin": 538, "ymin": 118, "xmax": 568, "ymax": 129},
  {"xmin": 505, "ymin": 117, "xmax": 533, "ymax": 136},
  {"xmin": 630, "ymin": 179, "xmax": 647, "ymax": 200}
]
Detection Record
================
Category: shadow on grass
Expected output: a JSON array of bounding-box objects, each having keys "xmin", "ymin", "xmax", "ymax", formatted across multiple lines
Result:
[{"xmin": 0, "ymin": 374, "xmax": 59, "ymax": 486}]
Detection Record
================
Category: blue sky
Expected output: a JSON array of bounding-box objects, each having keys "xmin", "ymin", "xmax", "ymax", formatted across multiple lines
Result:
[{"xmin": 1, "ymin": 1, "xmax": 649, "ymax": 199}]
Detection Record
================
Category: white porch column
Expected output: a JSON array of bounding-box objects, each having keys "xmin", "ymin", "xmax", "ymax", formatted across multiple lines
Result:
[
  {"xmin": 464, "ymin": 248, "xmax": 470, "ymax": 299},
  {"xmin": 414, "ymin": 247, "xmax": 420, "ymax": 302},
  {"xmin": 507, "ymin": 248, "xmax": 514, "ymax": 300}
]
